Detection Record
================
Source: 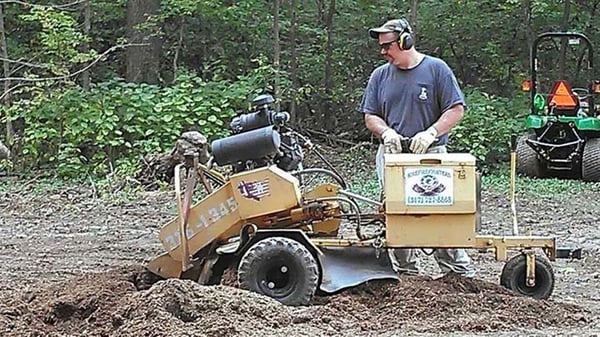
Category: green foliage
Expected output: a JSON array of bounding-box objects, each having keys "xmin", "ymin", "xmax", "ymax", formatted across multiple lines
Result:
[
  {"xmin": 6, "ymin": 66, "xmax": 276, "ymax": 177},
  {"xmin": 5, "ymin": 0, "xmax": 600, "ymax": 178},
  {"xmin": 449, "ymin": 88, "xmax": 528, "ymax": 172},
  {"xmin": 19, "ymin": 6, "xmax": 97, "ymax": 76}
]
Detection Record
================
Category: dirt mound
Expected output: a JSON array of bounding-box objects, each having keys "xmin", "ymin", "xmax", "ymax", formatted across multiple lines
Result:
[
  {"xmin": 0, "ymin": 266, "xmax": 591, "ymax": 337},
  {"xmin": 321, "ymin": 275, "xmax": 588, "ymax": 333}
]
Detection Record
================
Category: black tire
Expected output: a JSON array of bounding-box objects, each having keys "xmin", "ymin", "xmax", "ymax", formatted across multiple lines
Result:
[
  {"xmin": 500, "ymin": 254, "xmax": 554, "ymax": 299},
  {"xmin": 238, "ymin": 236, "xmax": 319, "ymax": 306},
  {"xmin": 582, "ymin": 138, "xmax": 600, "ymax": 182},
  {"xmin": 516, "ymin": 133, "xmax": 543, "ymax": 178}
]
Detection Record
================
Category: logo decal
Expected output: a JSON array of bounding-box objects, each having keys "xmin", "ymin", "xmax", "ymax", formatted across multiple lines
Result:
[
  {"xmin": 412, "ymin": 174, "xmax": 445, "ymax": 196},
  {"xmin": 237, "ymin": 178, "xmax": 270, "ymax": 201},
  {"xmin": 418, "ymin": 87, "xmax": 428, "ymax": 101},
  {"xmin": 404, "ymin": 168, "xmax": 453, "ymax": 206}
]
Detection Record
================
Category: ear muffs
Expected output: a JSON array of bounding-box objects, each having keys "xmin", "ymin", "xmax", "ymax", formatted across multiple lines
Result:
[{"xmin": 394, "ymin": 18, "xmax": 414, "ymax": 50}]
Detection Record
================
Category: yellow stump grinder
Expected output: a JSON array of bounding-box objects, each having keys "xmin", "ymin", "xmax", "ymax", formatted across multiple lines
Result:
[{"xmin": 141, "ymin": 94, "xmax": 581, "ymax": 305}]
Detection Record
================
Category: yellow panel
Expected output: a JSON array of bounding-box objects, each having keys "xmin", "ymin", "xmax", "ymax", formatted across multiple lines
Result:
[
  {"xmin": 229, "ymin": 166, "xmax": 302, "ymax": 219},
  {"xmin": 303, "ymin": 183, "xmax": 341, "ymax": 234},
  {"xmin": 385, "ymin": 153, "xmax": 476, "ymax": 214},
  {"xmin": 159, "ymin": 182, "xmax": 243, "ymax": 261},
  {"xmin": 385, "ymin": 214, "xmax": 477, "ymax": 247},
  {"xmin": 147, "ymin": 252, "xmax": 183, "ymax": 279}
]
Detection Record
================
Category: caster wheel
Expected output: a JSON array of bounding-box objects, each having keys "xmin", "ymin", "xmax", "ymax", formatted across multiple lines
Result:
[{"xmin": 500, "ymin": 253, "xmax": 554, "ymax": 299}]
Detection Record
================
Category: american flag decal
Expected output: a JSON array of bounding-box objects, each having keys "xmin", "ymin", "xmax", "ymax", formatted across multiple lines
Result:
[{"xmin": 237, "ymin": 178, "xmax": 270, "ymax": 201}]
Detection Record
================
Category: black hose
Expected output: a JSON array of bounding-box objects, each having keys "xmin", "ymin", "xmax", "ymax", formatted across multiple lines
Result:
[{"xmin": 291, "ymin": 168, "xmax": 348, "ymax": 189}]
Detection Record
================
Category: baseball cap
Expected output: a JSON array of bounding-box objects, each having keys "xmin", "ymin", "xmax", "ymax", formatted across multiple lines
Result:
[{"xmin": 369, "ymin": 19, "xmax": 412, "ymax": 39}]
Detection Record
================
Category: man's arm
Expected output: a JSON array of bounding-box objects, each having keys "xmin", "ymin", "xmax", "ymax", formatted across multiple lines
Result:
[
  {"xmin": 431, "ymin": 103, "xmax": 464, "ymax": 136},
  {"xmin": 410, "ymin": 103, "xmax": 464, "ymax": 153},
  {"xmin": 365, "ymin": 113, "xmax": 392, "ymax": 137}
]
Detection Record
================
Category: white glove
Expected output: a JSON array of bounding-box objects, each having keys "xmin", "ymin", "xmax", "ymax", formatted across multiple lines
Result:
[
  {"xmin": 410, "ymin": 126, "xmax": 437, "ymax": 154},
  {"xmin": 381, "ymin": 128, "xmax": 403, "ymax": 154}
]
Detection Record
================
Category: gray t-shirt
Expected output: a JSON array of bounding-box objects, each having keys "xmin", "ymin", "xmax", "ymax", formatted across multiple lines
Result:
[{"xmin": 359, "ymin": 55, "xmax": 465, "ymax": 146}]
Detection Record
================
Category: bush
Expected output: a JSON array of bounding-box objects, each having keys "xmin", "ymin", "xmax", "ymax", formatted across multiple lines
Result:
[
  {"xmin": 449, "ymin": 87, "xmax": 528, "ymax": 172},
  {"xmin": 5, "ymin": 67, "xmax": 278, "ymax": 177}
]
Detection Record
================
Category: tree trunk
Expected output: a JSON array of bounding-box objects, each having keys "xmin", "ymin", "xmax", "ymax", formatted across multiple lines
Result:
[
  {"xmin": 273, "ymin": 0, "xmax": 281, "ymax": 112},
  {"xmin": 408, "ymin": 0, "xmax": 418, "ymax": 43},
  {"xmin": 0, "ymin": 3, "xmax": 12, "ymax": 150},
  {"xmin": 322, "ymin": 0, "xmax": 335, "ymax": 132},
  {"xmin": 81, "ymin": 0, "xmax": 91, "ymax": 90},
  {"xmin": 523, "ymin": 0, "xmax": 533, "ymax": 56},
  {"xmin": 172, "ymin": 17, "xmax": 185, "ymax": 83},
  {"xmin": 289, "ymin": 0, "xmax": 298, "ymax": 124},
  {"xmin": 126, "ymin": 0, "xmax": 162, "ymax": 84},
  {"xmin": 558, "ymin": 0, "xmax": 571, "ymax": 79}
]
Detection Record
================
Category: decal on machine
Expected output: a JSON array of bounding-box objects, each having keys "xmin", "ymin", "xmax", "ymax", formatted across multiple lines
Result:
[
  {"xmin": 404, "ymin": 168, "xmax": 453, "ymax": 205},
  {"xmin": 163, "ymin": 195, "xmax": 239, "ymax": 251},
  {"xmin": 237, "ymin": 178, "xmax": 270, "ymax": 201}
]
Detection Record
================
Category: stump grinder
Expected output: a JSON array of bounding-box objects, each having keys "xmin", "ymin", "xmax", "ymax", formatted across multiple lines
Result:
[{"xmin": 142, "ymin": 94, "xmax": 580, "ymax": 305}]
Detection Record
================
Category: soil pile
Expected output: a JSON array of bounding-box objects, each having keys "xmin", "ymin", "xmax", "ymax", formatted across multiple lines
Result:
[{"xmin": 0, "ymin": 265, "xmax": 590, "ymax": 337}]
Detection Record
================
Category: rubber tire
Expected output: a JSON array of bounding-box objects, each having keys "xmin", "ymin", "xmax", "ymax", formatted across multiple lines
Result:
[
  {"xmin": 582, "ymin": 138, "xmax": 600, "ymax": 182},
  {"xmin": 238, "ymin": 236, "xmax": 319, "ymax": 306},
  {"xmin": 500, "ymin": 254, "xmax": 554, "ymax": 299},
  {"xmin": 516, "ymin": 133, "xmax": 543, "ymax": 178}
]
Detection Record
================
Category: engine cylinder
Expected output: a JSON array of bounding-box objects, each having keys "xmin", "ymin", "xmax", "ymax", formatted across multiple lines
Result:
[{"xmin": 211, "ymin": 126, "xmax": 281, "ymax": 166}]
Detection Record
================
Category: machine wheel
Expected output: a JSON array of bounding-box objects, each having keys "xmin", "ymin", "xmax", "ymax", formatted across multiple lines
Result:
[
  {"xmin": 500, "ymin": 254, "xmax": 554, "ymax": 299},
  {"xmin": 582, "ymin": 138, "xmax": 600, "ymax": 182},
  {"xmin": 516, "ymin": 133, "xmax": 544, "ymax": 178},
  {"xmin": 238, "ymin": 236, "xmax": 319, "ymax": 306}
]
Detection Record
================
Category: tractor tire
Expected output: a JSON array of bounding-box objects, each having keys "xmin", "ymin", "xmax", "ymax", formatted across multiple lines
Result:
[
  {"xmin": 238, "ymin": 236, "xmax": 319, "ymax": 306},
  {"xmin": 582, "ymin": 138, "xmax": 600, "ymax": 182},
  {"xmin": 516, "ymin": 133, "xmax": 543, "ymax": 178},
  {"xmin": 500, "ymin": 253, "xmax": 554, "ymax": 300}
]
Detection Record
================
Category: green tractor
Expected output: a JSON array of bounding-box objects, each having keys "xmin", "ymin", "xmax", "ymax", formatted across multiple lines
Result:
[{"xmin": 517, "ymin": 32, "xmax": 600, "ymax": 181}]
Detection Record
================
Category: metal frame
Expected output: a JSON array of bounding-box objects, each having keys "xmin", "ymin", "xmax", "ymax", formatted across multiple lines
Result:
[{"xmin": 530, "ymin": 32, "xmax": 595, "ymax": 114}]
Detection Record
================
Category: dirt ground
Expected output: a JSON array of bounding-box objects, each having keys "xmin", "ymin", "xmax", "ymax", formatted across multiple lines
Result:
[{"xmin": 1, "ymin": 152, "xmax": 600, "ymax": 336}]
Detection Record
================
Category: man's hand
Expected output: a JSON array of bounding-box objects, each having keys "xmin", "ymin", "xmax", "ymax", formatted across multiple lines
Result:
[
  {"xmin": 410, "ymin": 126, "xmax": 437, "ymax": 154},
  {"xmin": 381, "ymin": 128, "xmax": 403, "ymax": 154}
]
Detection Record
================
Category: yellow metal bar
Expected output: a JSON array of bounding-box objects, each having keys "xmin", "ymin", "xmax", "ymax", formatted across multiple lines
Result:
[
  {"xmin": 310, "ymin": 238, "xmax": 376, "ymax": 248},
  {"xmin": 475, "ymin": 235, "xmax": 555, "ymax": 261},
  {"xmin": 174, "ymin": 163, "xmax": 193, "ymax": 272},
  {"xmin": 310, "ymin": 235, "xmax": 555, "ymax": 262},
  {"xmin": 526, "ymin": 250, "xmax": 536, "ymax": 287},
  {"xmin": 510, "ymin": 150, "xmax": 519, "ymax": 235}
]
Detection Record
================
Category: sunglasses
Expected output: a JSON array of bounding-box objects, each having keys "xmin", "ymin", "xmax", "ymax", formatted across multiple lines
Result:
[{"xmin": 379, "ymin": 41, "xmax": 396, "ymax": 51}]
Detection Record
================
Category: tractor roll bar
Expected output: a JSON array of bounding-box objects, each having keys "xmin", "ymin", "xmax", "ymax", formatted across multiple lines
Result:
[{"xmin": 531, "ymin": 32, "xmax": 594, "ymax": 114}]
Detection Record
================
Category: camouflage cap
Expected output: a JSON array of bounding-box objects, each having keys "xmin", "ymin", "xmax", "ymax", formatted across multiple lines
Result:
[{"xmin": 369, "ymin": 18, "xmax": 412, "ymax": 39}]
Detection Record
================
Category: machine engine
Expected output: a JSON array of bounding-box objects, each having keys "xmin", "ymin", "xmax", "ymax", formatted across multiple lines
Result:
[{"xmin": 210, "ymin": 94, "xmax": 306, "ymax": 173}]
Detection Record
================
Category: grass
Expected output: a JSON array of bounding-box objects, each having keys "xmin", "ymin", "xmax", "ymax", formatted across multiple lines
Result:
[{"xmin": 483, "ymin": 164, "xmax": 600, "ymax": 198}]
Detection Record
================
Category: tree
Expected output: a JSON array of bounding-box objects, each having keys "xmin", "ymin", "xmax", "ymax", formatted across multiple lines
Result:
[
  {"xmin": 273, "ymin": 0, "xmax": 281, "ymax": 112},
  {"xmin": 81, "ymin": 0, "xmax": 92, "ymax": 90},
  {"xmin": 559, "ymin": 0, "xmax": 571, "ymax": 79},
  {"xmin": 319, "ymin": 0, "xmax": 336, "ymax": 131},
  {"xmin": 0, "ymin": 3, "xmax": 11, "ymax": 148},
  {"xmin": 288, "ymin": 0, "xmax": 298, "ymax": 123},
  {"xmin": 126, "ymin": 0, "xmax": 162, "ymax": 84}
]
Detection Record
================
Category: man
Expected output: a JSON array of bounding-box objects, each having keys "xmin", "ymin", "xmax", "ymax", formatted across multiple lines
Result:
[{"xmin": 359, "ymin": 18, "xmax": 475, "ymax": 277}]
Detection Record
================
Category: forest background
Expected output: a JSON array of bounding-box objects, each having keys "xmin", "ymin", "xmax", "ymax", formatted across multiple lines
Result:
[{"xmin": 0, "ymin": 0, "xmax": 596, "ymax": 178}]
